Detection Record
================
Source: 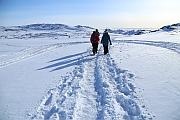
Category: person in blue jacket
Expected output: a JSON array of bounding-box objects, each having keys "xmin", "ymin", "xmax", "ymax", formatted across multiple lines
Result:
[{"xmin": 101, "ymin": 29, "xmax": 112, "ymax": 55}]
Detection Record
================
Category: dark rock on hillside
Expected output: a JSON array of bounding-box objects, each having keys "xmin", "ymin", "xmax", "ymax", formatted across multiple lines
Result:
[
  {"xmin": 74, "ymin": 25, "xmax": 94, "ymax": 30},
  {"xmin": 160, "ymin": 23, "xmax": 180, "ymax": 32},
  {"xmin": 107, "ymin": 29, "xmax": 149, "ymax": 35}
]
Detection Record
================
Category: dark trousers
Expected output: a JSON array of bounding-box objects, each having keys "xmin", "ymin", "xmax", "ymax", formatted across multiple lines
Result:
[
  {"xmin": 92, "ymin": 43, "xmax": 98, "ymax": 54},
  {"xmin": 103, "ymin": 45, "xmax": 109, "ymax": 55}
]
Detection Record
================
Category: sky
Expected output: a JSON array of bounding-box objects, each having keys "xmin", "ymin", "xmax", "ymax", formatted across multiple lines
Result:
[{"xmin": 0, "ymin": 0, "xmax": 180, "ymax": 28}]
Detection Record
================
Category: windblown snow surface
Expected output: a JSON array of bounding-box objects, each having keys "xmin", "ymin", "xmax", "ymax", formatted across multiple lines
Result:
[{"xmin": 0, "ymin": 24, "xmax": 180, "ymax": 120}]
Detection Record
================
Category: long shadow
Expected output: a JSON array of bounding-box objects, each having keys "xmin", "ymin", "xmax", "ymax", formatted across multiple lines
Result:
[
  {"xmin": 48, "ymin": 51, "xmax": 87, "ymax": 63},
  {"xmin": 37, "ymin": 51, "xmax": 95, "ymax": 72},
  {"xmin": 50, "ymin": 57, "xmax": 94, "ymax": 72}
]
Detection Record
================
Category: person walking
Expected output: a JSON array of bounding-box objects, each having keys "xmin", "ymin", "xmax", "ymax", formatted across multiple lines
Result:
[
  {"xmin": 90, "ymin": 29, "xmax": 100, "ymax": 55},
  {"xmin": 101, "ymin": 29, "xmax": 112, "ymax": 55}
]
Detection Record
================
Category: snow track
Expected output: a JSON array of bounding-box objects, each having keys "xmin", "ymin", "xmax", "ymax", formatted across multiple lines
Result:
[
  {"xmin": 1, "ymin": 39, "xmax": 179, "ymax": 69},
  {"xmin": 115, "ymin": 40, "xmax": 180, "ymax": 54},
  {"xmin": 0, "ymin": 41, "xmax": 89, "ymax": 68},
  {"xmin": 30, "ymin": 46, "xmax": 150, "ymax": 120},
  {"xmin": 31, "ymin": 65, "xmax": 85, "ymax": 119},
  {"xmin": 0, "ymin": 44, "xmax": 61, "ymax": 68},
  {"xmin": 94, "ymin": 48, "xmax": 146, "ymax": 120}
]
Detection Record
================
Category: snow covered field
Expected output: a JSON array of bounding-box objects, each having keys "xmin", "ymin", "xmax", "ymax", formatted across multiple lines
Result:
[{"xmin": 0, "ymin": 24, "xmax": 180, "ymax": 120}]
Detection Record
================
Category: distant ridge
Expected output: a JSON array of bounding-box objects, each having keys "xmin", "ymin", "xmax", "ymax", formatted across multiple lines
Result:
[
  {"xmin": 74, "ymin": 25, "xmax": 95, "ymax": 30},
  {"xmin": 1, "ymin": 23, "xmax": 179, "ymax": 34},
  {"xmin": 107, "ymin": 29, "xmax": 150, "ymax": 35},
  {"xmin": 107, "ymin": 23, "xmax": 180, "ymax": 35},
  {"xmin": 160, "ymin": 23, "xmax": 180, "ymax": 32},
  {"xmin": 17, "ymin": 24, "xmax": 95, "ymax": 31}
]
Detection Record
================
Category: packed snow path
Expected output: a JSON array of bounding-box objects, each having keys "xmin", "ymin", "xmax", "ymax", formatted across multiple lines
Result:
[{"xmin": 30, "ymin": 46, "xmax": 151, "ymax": 120}]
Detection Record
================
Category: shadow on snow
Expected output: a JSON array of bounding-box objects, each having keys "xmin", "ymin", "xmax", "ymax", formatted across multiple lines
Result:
[{"xmin": 37, "ymin": 51, "xmax": 94, "ymax": 72}]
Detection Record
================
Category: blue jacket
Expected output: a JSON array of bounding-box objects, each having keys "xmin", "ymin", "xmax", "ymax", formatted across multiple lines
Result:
[{"xmin": 101, "ymin": 32, "xmax": 112, "ymax": 46}]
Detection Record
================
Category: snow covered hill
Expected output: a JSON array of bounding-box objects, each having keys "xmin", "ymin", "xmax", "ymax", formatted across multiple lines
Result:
[
  {"xmin": 18, "ymin": 24, "xmax": 95, "ymax": 32},
  {"xmin": 0, "ymin": 24, "xmax": 94, "ymax": 40},
  {"xmin": 159, "ymin": 23, "xmax": 180, "ymax": 32},
  {"xmin": 107, "ymin": 23, "xmax": 180, "ymax": 35},
  {"xmin": 107, "ymin": 29, "xmax": 151, "ymax": 35},
  {"xmin": 0, "ymin": 23, "xmax": 180, "ymax": 120}
]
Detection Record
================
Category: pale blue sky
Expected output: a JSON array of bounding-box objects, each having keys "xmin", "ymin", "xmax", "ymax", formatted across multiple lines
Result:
[{"xmin": 0, "ymin": 0, "xmax": 180, "ymax": 28}]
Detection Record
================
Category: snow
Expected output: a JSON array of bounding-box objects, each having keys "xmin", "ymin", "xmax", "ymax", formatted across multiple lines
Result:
[
  {"xmin": 111, "ymin": 43, "xmax": 180, "ymax": 120},
  {"xmin": 0, "ymin": 24, "xmax": 180, "ymax": 120}
]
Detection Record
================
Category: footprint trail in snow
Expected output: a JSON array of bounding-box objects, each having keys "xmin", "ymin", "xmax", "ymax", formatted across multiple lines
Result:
[{"xmin": 30, "ymin": 46, "xmax": 152, "ymax": 120}]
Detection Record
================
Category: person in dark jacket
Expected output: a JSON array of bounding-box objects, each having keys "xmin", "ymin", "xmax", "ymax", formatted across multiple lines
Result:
[
  {"xmin": 90, "ymin": 29, "xmax": 100, "ymax": 55},
  {"xmin": 101, "ymin": 29, "xmax": 112, "ymax": 55}
]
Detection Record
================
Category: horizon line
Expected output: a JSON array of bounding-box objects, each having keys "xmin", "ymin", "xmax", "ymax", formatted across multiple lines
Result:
[{"xmin": 1, "ymin": 22, "xmax": 177, "ymax": 29}]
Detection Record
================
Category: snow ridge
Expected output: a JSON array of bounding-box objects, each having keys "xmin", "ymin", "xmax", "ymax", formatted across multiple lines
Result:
[{"xmin": 94, "ymin": 49, "xmax": 146, "ymax": 119}]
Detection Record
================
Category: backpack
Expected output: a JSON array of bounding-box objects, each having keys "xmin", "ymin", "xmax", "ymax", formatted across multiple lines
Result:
[{"xmin": 91, "ymin": 32, "xmax": 99, "ymax": 43}]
